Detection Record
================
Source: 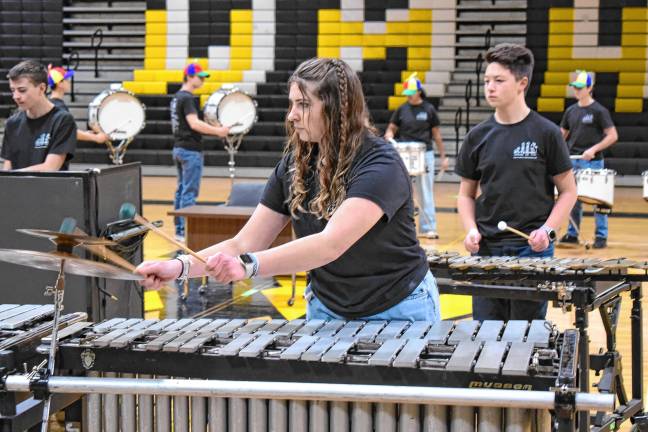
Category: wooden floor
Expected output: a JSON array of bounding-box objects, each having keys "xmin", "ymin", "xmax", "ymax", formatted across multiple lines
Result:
[{"xmin": 142, "ymin": 177, "xmax": 648, "ymax": 430}]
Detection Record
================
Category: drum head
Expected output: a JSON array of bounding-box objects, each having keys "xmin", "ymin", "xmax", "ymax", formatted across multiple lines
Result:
[
  {"xmin": 98, "ymin": 92, "xmax": 145, "ymax": 141},
  {"xmin": 203, "ymin": 91, "xmax": 225, "ymax": 126},
  {"xmin": 217, "ymin": 91, "xmax": 257, "ymax": 135}
]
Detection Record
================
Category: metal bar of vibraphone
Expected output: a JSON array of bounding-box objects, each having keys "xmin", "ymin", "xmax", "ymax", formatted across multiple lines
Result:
[{"xmin": 4, "ymin": 375, "xmax": 615, "ymax": 412}]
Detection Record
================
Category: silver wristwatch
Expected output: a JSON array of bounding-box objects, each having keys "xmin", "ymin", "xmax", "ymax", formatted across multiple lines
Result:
[
  {"xmin": 541, "ymin": 225, "xmax": 557, "ymax": 242},
  {"xmin": 238, "ymin": 253, "xmax": 259, "ymax": 279},
  {"xmin": 176, "ymin": 255, "xmax": 192, "ymax": 283}
]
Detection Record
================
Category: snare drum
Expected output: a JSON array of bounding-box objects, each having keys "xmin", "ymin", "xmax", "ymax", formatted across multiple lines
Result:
[
  {"xmin": 643, "ymin": 170, "xmax": 648, "ymax": 201},
  {"xmin": 203, "ymin": 86, "xmax": 257, "ymax": 135},
  {"xmin": 392, "ymin": 141, "xmax": 426, "ymax": 176},
  {"xmin": 576, "ymin": 168, "xmax": 616, "ymax": 207},
  {"xmin": 88, "ymin": 86, "xmax": 146, "ymax": 141}
]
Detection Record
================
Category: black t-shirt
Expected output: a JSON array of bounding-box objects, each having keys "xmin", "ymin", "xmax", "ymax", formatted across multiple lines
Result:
[
  {"xmin": 171, "ymin": 90, "xmax": 202, "ymax": 151},
  {"xmin": 50, "ymin": 97, "xmax": 69, "ymax": 112},
  {"xmin": 1, "ymin": 106, "xmax": 77, "ymax": 170},
  {"xmin": 260, "ymin": 134, "xmax": 429, "ymax": 319},
  {"xmin": 389, "ymin": 100, "xmax": 440, "ymax": 150},
  {"xmin": 560, "ymin": 100, "xmax": 614, "ymax": 160},
  {"xmin": 456, "ymin": 111, "xmax": 572, "ymax": 244}
]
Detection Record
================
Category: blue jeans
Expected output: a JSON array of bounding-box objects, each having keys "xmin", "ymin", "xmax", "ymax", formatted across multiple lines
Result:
[
  {"xmin": 306, "ymin": 271, "xmax": 440, "ymax": 323},
  {"xmin": 472, "ymin": 243, "xmax": 554, "ymax": 321},
  {"xmin": 173, "ymin": 147, "xmax": 203, "ymax": 236},
  {"xmin": 413, "ymin": 150, "xmax": 437, "ymax": 232},
  {"xmin": 568, "ymin": 159, "xmax": 608, "ymax": 239}
]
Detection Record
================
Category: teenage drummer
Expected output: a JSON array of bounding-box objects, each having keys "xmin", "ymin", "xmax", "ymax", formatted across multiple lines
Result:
[
  {"xmin": 456, "ymin": 44, "xmax": 577, "ymax": 320},
  {"xmin": 1, "ymin": 60, "xmax": 77, "ymax": 171},
  {"xmin": 384, "ymin": 73, "xmax": 449, "ymax": 239},
  {"xmin": 171, "ymin": 63, "xmax": 230, "ymax": 241},
  {"xmin": 559, "ymin": 71, "xmax": 618, "ymax": 249},
  {"xmin": 47, "ymin": 65, "xmax": 111, "ymax": 145}
]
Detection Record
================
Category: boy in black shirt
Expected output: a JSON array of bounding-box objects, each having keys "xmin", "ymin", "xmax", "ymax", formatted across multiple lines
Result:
[
  {"xmin": 47, "ymin": 65, "xmax": 110, "ymax": 145},
  {"xmin": 171, "ymin": 63, "xmax": 229, "ymax": 240},
  {"xmin": 559, "ymin": 71, "xmax": 618, "ymax": 249},
  {"xmin": 1, "ymin": 60, "xmax": 76, "ymax": 171},
  {"xmin": 384, "ymin": 72, "xmax": 449, "ymax": 239},
  {"xmin": 456, "ymin": 44, "xmax": 577, "ymax": 320}
]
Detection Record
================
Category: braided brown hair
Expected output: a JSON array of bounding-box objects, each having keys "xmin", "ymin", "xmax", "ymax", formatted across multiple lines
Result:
[{"xmin": 284, "ymin": 58, "xmax": 374, "ymax": 220}]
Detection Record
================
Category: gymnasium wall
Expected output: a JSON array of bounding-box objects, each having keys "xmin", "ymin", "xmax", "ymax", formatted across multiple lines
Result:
[
  {"xmin": 528, "ymin": 0, "xmax": 648, "ymax": 114},
  {"xmin": 126, "ymin": 0, "xmax": 456, "ymax": 111}
]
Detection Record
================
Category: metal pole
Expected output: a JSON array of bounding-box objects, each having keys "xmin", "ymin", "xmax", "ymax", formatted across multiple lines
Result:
[
  {"xmin": 40, "ymin": 261, "xmax": 66, "ymax": 431},
  {"xmin": 4, "ymin": 376, "xmax": 615, "ymax": 412}
]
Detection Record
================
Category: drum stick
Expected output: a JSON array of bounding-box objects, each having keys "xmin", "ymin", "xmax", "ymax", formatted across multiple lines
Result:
[
  {"xmin": 497, "ymin": 221, "xmax": 531, "ymax": 240},
  {"xmin": 119, "ymin": 203, "xmax": 207, "ymax": 264},
  {"xmin": 570, "ymin": 155, "xmax": 583, "ymax": 160},
  {"xmin": 436, "ymin": 168, "xmax": 446, "ymax": 181},
  {"xmin": 73, "ymin": 228, "xmax": 173, "ymax": 296},
  {"xmin": 135, "ymin": 214, "xmax": 207, "ymax": 264}
]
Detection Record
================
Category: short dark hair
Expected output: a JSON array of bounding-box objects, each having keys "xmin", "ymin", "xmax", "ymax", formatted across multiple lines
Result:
[
  {"xmin": 485, "ymin": 43, "xmax": 534, "ymax": 89},
  {"xmin": 7, "ymin": 60, "xmax": 48, "ymax": 87}
]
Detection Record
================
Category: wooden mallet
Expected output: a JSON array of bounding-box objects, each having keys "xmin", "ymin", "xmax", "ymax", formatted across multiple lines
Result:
[
  {"xmin": 497, "ymin": 221, "xmax": 531, "ymax": 240},
  {"xmin": 119, "ymin": 203, "xmax": 207, "ymax": 264}
]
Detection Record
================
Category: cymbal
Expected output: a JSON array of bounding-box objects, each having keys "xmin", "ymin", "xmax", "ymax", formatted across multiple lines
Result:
[
  {"xmin": 0, "ymin": 248, "xmax": 143, "ymax": 280},
  {"xmin": 17, "ymin": 229, "xmax": 116, "ymax": 246}
]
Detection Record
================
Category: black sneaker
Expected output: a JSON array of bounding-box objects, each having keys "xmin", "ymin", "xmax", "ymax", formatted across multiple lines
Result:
[
  {"xmin": 593, "ymin": 237, "xmax": 607, "ymax": 249},
  {"xmin": 559, "ymin": 234, "xmax": 579, "ymax": 244}
]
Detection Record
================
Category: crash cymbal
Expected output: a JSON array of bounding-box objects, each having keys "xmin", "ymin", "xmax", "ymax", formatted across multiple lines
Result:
[
  {"xmin": 0, "ymin": 249, "xmax": 143, "ymax": 281},
  {"xmin": 17, "ymin": 229, "xmax": 116, "ymax": 246}
]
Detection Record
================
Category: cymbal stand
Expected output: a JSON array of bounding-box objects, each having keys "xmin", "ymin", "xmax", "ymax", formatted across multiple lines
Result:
[{"xmin": 40, "ymin": 259, "xmax": 66, "ymax": 431}]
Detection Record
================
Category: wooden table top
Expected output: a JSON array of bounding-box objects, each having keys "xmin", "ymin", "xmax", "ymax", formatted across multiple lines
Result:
[{"xmin": 168, "ymin": 205, "xmax": 256, "ymax": 218}]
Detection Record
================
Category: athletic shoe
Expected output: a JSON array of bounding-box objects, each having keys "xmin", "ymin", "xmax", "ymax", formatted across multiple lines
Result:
[
  {"xmin": 559, "ymin": 234, "xmax": 579, "ymax": 244},
  {"xmin": 593, "ymin": 237, "xmax": 607, "ymax": 249}
]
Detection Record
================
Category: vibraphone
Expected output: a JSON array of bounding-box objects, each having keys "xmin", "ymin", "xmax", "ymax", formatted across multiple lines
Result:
[
  {"xmin": 9, "ymin": 316, "xmax": 596, "ymax": 432},
  {"xmin": 0, "ymin": 304, "xmax": 87, "ymax": 429},
  {"xmin": 425, "ymin": 249, "xmax": 648, "ymax": 432}
]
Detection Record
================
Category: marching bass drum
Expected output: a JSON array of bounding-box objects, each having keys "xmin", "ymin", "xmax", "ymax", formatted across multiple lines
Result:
[
  {"xmin": 88, "ymin": 85, "xmax": 146, "ymax": 141},
  {"xmin": 203, "ymin": 86, "xmax": 257, "ymax": 135}
]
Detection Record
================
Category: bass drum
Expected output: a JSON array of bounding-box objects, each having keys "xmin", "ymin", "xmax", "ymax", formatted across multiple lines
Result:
[
  {"xmin": 203, "ymin": 86, "xmax": 257, "ymax": 135},
  {"xmin": 88, "ymin": 86, "xmax": 146, "ymax": 141},
  {"xmin": 643, "ymin": 170, "xmax": 648, "ymax": 202}
]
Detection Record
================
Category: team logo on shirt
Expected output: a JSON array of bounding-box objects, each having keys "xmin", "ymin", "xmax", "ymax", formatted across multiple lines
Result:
[
  {"xmin": 34, "ymin": 133, "xmax": 51, "ymax": 149},
  {"xmin": 416, "ymin": 112, "xmax": 428, "ymax": 121},
  {"xmin": 512, "ymin": 141, "xmax": 538, "ymax": 160},
  {"xmin": 581, "ymin": 113, "xmax": 594, "ymax": 124}
]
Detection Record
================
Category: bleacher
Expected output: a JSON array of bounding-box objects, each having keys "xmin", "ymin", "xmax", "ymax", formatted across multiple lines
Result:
[
  {"xmin": 0, "ymin": 0, "xmax": 646, "ymax": 177},
  {"xmin": 0, "ymin": 0, "xmax": 64, "ymax": 118},
  {"xmin": 527, "ymin": 0, "xmax": 648, "ymax": 175},
  {"xmin": 91, "ymin": 0, "xmax": 454, "ymax": 167}
]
